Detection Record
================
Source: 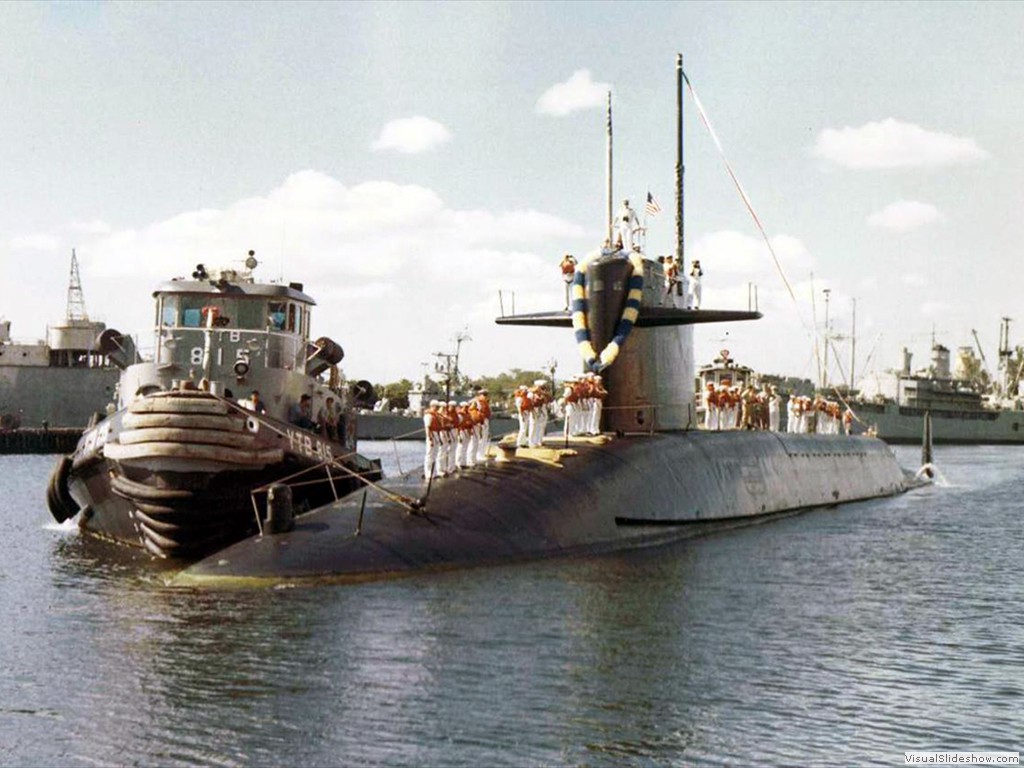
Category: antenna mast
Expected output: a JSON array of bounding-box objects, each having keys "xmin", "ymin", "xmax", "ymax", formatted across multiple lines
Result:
[
  {"xmin": 66, "ymin": 248, "xmax": 89, "ymax": 322},
  {"xmin": 676, "ymin": 53, "xmax": 685, "ymax": 261},
  {"xmin": 606, "ymin": 91, "xmax": 613, "ymax": 245}
]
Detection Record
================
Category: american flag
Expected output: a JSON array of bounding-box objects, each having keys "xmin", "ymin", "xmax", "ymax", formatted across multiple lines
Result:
[{"xmin": 645, "ymin": 191, "xmax": 662, "ymax": 217}]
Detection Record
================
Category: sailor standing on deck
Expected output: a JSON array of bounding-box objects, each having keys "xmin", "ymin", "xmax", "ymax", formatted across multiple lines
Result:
[
  {"xmin": 562, "ymin": 377, "xmax": 578, "ymax": 439},
  {"xmin": 614, "ymin": 199, "xmax": 640, "ymax": 251},
  {"xmin": 441, "ymin": 401, "xmax": 457, "ymax": 471},
  {"xmin": 588, "ymin": 374, "xmax": 606, "ymax": 435},
  {"xmin": 514, "ymin": 384, "xmax": 531, "ymax": 447},
  {"xmin": 455, "ymin": 402, "xmax": 474, "ymax": 469},
  {"xmin": 473, "ymin": 389, "xmax": 491, "ymax": 461},
  {"xmin": 768, "ymin": 386, "xmax": 781, "ymax": 432},
  {"xmin": 423, "ymin": 401, "xmax": 443, "ymax": 479},
  {"xmin": 702, "ymin": 383, "xmax": 715, "ymax": 430},
  {"xmin": 528, "ymin": 380, "xmax": 550, "ymax": 447}
]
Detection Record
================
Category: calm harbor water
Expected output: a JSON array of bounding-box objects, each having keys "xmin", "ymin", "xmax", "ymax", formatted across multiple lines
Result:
[{"xmin": 1, "ymin": 442, "xmax": 1021, "ymax": 766}]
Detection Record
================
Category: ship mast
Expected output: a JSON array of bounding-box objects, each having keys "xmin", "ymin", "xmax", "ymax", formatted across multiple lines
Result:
[
  {"xmin": 66, "ymin": 248, "xmax": 89, "ymax": 323},
  {"xmin": 998, "ymin": 316, "xmax": 1012, "ymax": 395},
  {"xmin": 676, "ymin": 53, "xmax": 685, "ymax": 262},
  {"xmin": 606, "ymin": 91, "xmax": 613, "ymax": 245}
]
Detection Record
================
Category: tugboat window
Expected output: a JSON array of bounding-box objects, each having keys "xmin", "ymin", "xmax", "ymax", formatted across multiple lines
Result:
[
  {"xmin": 268, "ymin": 302, "xmax": 286, "ymax": 331},
  {"xmin": 236, "ymin": 299, "xmax": 264, "ymax": 330},
  {"xmin": 161, "ymin": 296, "xmax": 178, "ymax": 326}
]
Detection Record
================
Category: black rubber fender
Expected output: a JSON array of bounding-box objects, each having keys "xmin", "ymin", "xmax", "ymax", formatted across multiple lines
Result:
[
  {"xmin": 45, "ymin": 456, "xmax": 79, "ymax": 524},
  {"xmin": 110, "ymin": 474, "xmax": 194, "ymax": 503}
]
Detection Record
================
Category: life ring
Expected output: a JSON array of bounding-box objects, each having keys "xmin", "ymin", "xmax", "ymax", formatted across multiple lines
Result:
[
  {"xmin": 201, "ymin": 306, "xmax": 220, "ymax": 324},
  {"xmin": 571, "ymin": 252, "xmax": 644, "ymax": 372}
]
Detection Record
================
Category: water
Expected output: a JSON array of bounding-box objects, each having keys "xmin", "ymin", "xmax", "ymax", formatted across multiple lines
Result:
[{"xmin": 1, "ymin": 443, "xmax": 1021, "ymax": 766}]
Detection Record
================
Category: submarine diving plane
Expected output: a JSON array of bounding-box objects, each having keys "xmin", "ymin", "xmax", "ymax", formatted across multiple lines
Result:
[{"xmin": 173, "ymin": 56, "xmax": 925, "ymax": 587}]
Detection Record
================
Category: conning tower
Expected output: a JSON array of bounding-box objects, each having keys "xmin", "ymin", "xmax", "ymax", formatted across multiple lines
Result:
[{"xmin": 498, "ymin": 54, "xmax": 759, "ymax": 432}]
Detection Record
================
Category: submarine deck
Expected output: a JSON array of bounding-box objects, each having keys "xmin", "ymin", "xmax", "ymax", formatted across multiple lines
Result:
[{"xmin": 173, "ymin": 430, "xmax": 914, "ymax": 588}]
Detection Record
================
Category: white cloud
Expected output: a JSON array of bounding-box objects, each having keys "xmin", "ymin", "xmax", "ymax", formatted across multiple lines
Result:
[
  {"xmin": 811, "ymin": 118, "xmax": 989, "ymax": 169},
  {"xmin": 900, "ymin": 272, "xmax": 928, "ymax": 287},
  {"xmin": 867, "ymin": 200, "xmax": 942, "ymax": 232},
  {"xmin": 70, "ymin": 220, "xmax": 114, "ymax": 236},
  {"xmin": 72, "ymin": 170, "xmax": 587, "ymax": 381},
  {"xmin": 371, "ymin": 116, "xmax": 452, "ymax": 154},
  {"xmin": 8, "ymin": 233, "xmax": 60, "ymax": 251},
  {"xmin": 536, "ymin": 70, "xmax": 610, "ymax": 116},
  {"xmin": 691, "ymin": 230, "xmax": 814, "ymax": 278},
  {"xmin": 920, "ymin": 300, "xmax": 951, "ymax": 317}
]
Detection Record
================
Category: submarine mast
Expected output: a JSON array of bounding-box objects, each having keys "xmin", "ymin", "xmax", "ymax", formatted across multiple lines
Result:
[
  {"xmin": 676, "ymin": 53, "xmax": 685, "ymax": 264},
  {"xmin": 606, "ymin": 91, "xmax": 614, "ymax": 245}
]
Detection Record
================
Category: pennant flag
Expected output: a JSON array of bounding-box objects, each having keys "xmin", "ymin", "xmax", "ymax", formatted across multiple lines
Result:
[{"xmin": 645, "ymin": 191, "xmax": 662, "ymax": 217}]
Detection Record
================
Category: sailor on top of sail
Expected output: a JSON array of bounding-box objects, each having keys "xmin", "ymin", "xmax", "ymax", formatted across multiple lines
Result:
[
  {"xmin": 560, "ymin": 253, "xmax": 577, "ymax": 309},
  {"xmin": 689, "ymin": 260, "xmax": 703, "ymax": 309},
  {"xmin": 615, "ymin": 199, "xmax": 640, "ymax": 251},
  {"xmin": 663, "ymin": 254, "xmax": 684, "ymax": 297}
]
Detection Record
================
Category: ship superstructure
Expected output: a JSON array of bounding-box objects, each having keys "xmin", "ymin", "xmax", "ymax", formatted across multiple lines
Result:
[
  {"xmin": 0, "ymin": 250, "xmax": 118, "ymax": 429},
  {"xmin": 853, "ymin": 324, "xmax": 1024, "ymax": 443}
]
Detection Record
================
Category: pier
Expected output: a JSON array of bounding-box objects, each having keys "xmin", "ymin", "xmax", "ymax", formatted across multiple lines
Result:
[{"xmin": 0, "ymin": 428, "xmax": 82, "ymax": 455}]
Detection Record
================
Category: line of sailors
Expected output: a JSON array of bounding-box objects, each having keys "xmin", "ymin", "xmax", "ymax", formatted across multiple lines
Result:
[
  {"xmin": 787, "ymin": 395, "xmax": 854, "ymax": 435},
  {"xmin": 560, "ymin": 373, "xmax": 607, "ymax": 439},
  {"xmin": 702, "ymin": 383, "xmax": 853, "ymax": 435},
  {"xmin": 506, "ymin": 374, "xmax": 610, "ymax": 451},
  {"xmin": 660, "ymin": 254, "xmax": 702, "ymax": 310},
  {"xmin": 422, "ymin": 391, "xmax": 492, "ymax": 479},
  {"xmin": 560, "ymin": 251, "xmax": 703, "ymax": 310},
  {"xmin": 514, "ymin": 380, "xmax": 555, "ymax": 448}
]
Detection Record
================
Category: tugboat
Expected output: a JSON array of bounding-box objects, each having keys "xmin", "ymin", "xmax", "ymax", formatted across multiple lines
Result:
[{"xmin": 46, "ymin": 252, "xmax": 381, "ymax": 559}]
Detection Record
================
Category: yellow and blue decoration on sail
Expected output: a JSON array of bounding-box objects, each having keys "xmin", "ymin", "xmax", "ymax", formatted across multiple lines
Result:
[{"xmin": 571, "ymin": 251, "xmax": 644, "ymax": 372}]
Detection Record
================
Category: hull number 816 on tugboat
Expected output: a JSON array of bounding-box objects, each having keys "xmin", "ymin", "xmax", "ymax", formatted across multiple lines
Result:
[{"xmin": 46, "ymin": 252, "xmax": 381, "ymax": 560}]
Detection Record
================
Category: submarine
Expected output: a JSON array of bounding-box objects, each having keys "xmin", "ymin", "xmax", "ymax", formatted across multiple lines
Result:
[{"xmin": 173, "ymin": 56, "xmax": 926, "ymax": 588}]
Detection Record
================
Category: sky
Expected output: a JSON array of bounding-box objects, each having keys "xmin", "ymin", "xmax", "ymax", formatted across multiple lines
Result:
[{"xmin": 2, "ymin": 1, "xmax": 1023, "ymax": 387}]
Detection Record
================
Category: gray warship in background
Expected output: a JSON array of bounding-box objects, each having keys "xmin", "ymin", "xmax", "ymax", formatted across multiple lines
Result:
[
  {"xmin": 46, "ymin": 253, "xmax": 380, "ymax": 559},
  {"xmin": 172, "ymin": 56, "xmax": 926, "ymax": 588},
  {"xmin": 0, "ymin": 251, "xmax": 118, "ymax": 431},
  {"xmin": 852, "ymin": 319, "xmax": 1024, "ymax": 444}
]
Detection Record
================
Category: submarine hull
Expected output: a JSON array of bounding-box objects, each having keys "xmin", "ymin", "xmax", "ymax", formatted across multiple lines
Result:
[{"xmin": 175, "ymin": 431, "xmax": 911, "ymax": 587}]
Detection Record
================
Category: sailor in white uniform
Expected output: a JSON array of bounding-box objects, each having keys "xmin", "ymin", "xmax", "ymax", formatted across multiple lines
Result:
[
  {"xmin": 514, "ymin": 386, "xmax": 531, "ymax": 447},
  {"xmin": 423, "ymin": 401, "xmax": 441, "ymax": 479},
  {"xmin": 689, "ymin": 260, "xmax": 703, "ymax": 309},
  {"xmin": 768, "ymin": 385, "xmax": 781, "ymax": 432},
  {"xmin": 528, "ymin": 380, "xmax": 549, "ymax": 447},
  {"xmin": 614, "ymin": 199, "xmax": 640, "ymax": 251}
]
